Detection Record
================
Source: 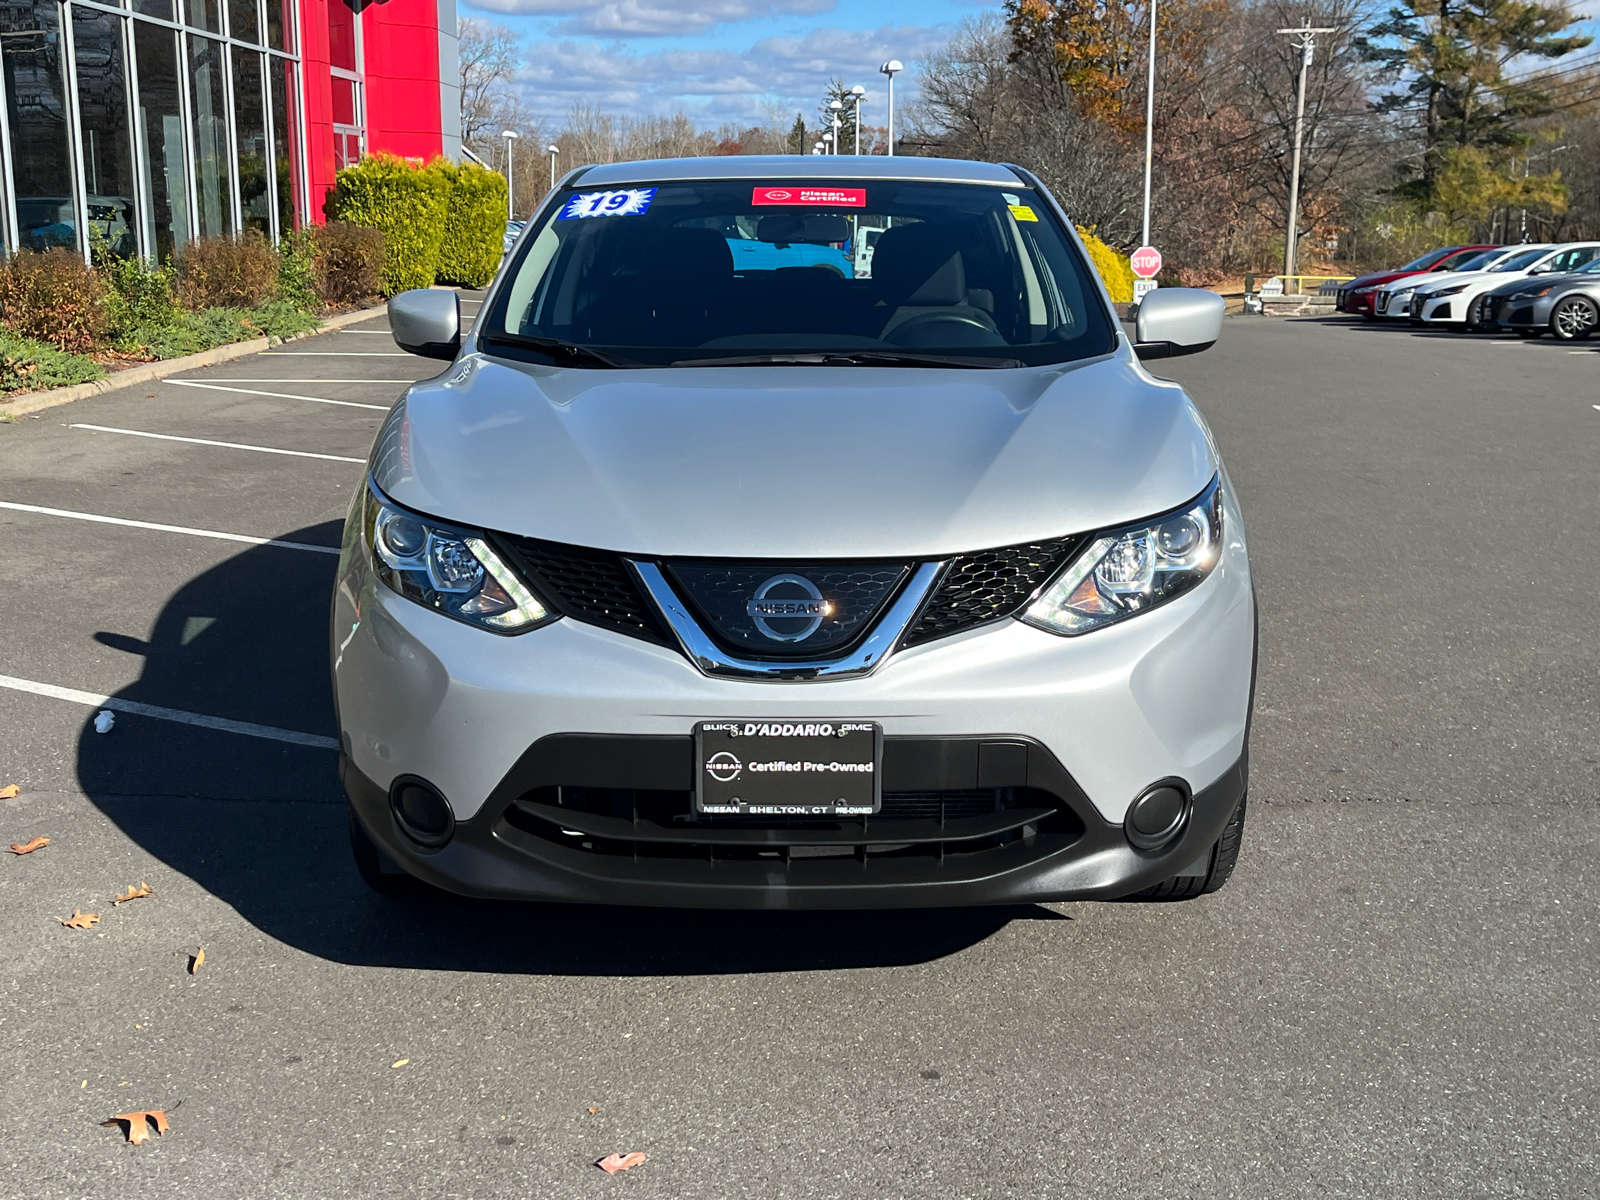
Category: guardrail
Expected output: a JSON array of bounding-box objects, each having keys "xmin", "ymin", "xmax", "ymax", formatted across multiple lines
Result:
[{"xmin": 1244, "ymin": 273, "xmax": 1357, "ymax": 297}]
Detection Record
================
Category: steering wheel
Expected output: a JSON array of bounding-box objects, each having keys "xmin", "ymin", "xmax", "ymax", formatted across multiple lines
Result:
[{"xmin": 884, "ymin": 312, "xmax": 1005, "ymax": 347}]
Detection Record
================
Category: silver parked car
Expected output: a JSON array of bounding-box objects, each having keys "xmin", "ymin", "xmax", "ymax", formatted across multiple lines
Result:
[
  {"xmin": 1479, "ymin": 257, "xmax": 1600, "ymax": 340},
  {"xmin": 334, "ymin": 156, "xmax": 1254, "ymax": 909}
]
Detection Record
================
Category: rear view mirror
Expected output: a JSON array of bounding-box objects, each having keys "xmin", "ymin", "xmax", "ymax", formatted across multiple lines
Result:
[
  {"xmin": 390, "ymin": 289, "xmax": 460, "ymax": 360},
  {"xmin": 1133, "ymin": 288, "xmax": 1224, "ymax": 360},
  {"xmin": 756, "ymin": 214, "xmax": 851, "ymax": 245}
]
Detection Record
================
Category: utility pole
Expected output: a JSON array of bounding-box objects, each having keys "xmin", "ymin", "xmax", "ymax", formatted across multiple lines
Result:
[
  {"xmin": 1276, "ymin": 23, "xmax": 1336, "ymax": 289},
  {"xmin": 1140, "ymin": 0, "xmax": 1158, "ymax": 248}
]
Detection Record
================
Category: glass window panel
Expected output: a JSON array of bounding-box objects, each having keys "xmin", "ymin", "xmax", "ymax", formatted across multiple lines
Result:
[
  {"xmin": 326, "ymin": 0, "xmax": 355, "ymax": 71},
  {"xmin": 72, "ymin": 6, "xmax": 137, "ymax": 257},
  {"xmin": 133, "ymin": 21, "xmax": 188, "ymax": 261},
  {"xmin": 232, "ymin": 48, "xmax": 268, "ymax": 235},
  {"xmin": 185, "ymin": 0, "xmax": 220, "ymax": 34},
  {"xmin": 132, "ymin": 0, "xmax": 173, "ymax": 18},
  {"xmin": 265, "ymin": 0, "xmax": 292, "ymax": 51},
  {"xmin": 4, "ymin": 0, "xmax": 76, "ymax": 251},
  {"xmin": 267, "ymin": 54, "xmax": 299, "ymax": 229},
  {"xmin": 227, "ymin": 0, "xmax": 258, "ymax": 45},
  {"xmin": 330, "ymin": 74, "xmax": 354, "ymax": 126},
  {"xmin": 185, "ymin": 34, "xmax": 229, "ymax": 237}
]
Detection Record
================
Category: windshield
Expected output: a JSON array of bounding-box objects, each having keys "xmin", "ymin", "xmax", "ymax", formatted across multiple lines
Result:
[
  {"xmin": 483, "ymin": 178, "xmax": 1116, "ymax": 367},
  {"xmin": 1489, "ymin": 248, "xmax": 1549, "ymax": 272},
  {"xmin": 1433, "ymin": 247, "xmax": 1493, "ymax": 270},
  {"xmin": 1402, "ymin": 247, "xmax": 1456, "ymax": 271},
  {"xmin": 1450, "ymin": 250, "xmax": 1500, "ymax": 271}
]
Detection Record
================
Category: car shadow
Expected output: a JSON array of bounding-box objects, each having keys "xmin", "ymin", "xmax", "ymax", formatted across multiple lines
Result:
[
  {"xmin": 77, "ymin": 522, "xmax": 1052, "ymax": 975},
  {"xmin": 1291, "ymin": 314, "xmax": 1600, "ymax": 348}
]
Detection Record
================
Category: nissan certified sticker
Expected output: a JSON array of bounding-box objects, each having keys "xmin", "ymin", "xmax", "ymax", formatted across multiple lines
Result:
[{"xmin": 752, "ymin": 187, "xmax": 867, "ymax": 207}]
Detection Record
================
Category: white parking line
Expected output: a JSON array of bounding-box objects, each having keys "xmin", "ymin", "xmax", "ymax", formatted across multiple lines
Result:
[
  {"xmin": 340, "ymin": 330, "xmax": 395, "ymax": 334},
  {"xmin": 168, "ymin": 380, "xmax": 390, "ymax": 411},
  {"xmin": 70, "ymin": 424, "xmax": 366, "ymax": 463},
  {"xmin": 0, "ymin": 672, "xmax": 339, "ymax": 749},
  {"xmin": 0, "ymin": 499, "xmax": 342, "ymax": 554},
  {"xmin": 175, "ymin": 378, "xmax": 424, "ymax": 383},
  {"xmin": 265, "ymin": 352, "xmax": 414, "ymax": 357}
]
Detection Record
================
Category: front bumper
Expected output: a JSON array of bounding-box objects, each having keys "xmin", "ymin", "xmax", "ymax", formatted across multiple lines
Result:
[{"xmin": 332, "ymin": 487, "xmax": 1256, "ymax": 907}]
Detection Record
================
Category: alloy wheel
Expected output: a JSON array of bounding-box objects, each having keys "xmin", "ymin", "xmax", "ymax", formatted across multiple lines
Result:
[{"xmin": 1551, "ymin": 296, "xmax": 1599, "ymax": 341}]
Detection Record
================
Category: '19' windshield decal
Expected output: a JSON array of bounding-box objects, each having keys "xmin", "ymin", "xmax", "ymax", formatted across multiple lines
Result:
[{"xmin": 558, "ymin": 188, "xmax": 657, "ymax": 220}]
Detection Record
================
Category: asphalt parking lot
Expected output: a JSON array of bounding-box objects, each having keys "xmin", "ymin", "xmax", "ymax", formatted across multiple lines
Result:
[{"xmin": 1, "ymin": 310, "xmax": 1596, "ymax": 1199}]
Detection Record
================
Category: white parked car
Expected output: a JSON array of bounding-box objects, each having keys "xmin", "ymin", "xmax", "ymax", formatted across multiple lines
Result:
[
  {"xmin": 1410, "ymin": 243, "xmax": 1600, "ymax": 329},
  {"xmin": 1372, "ymin": 247, "xmax": 1519, "ymax": 318}
]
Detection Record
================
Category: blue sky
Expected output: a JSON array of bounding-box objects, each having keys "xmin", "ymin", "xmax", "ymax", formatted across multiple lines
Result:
[{"xmin": 457, "ymin": 0, "xmax": 996, "ymax": 129}]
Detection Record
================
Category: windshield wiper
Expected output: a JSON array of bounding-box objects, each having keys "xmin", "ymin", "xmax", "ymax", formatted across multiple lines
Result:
[
  {"xmin": 480, "ymin": 331, "xmax": 634, "ymax": 369},
  {"xmin": 670, "ymin": 351, "xmax": 1024, "ymax": 369}
]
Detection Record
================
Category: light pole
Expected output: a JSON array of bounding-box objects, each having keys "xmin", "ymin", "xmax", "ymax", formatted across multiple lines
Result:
[
  {"xmin": 879, "ymin": 60, "xmax": 902, "ymax": 156},
  {"xmin": 851, "ymin": 84, "xmax": 865, "ymax": 154},
  {"xmin": 501, "ymin": 129, "xmax": 520, "ymax": 221},
  {"xmin": 1521, "ymin": 144, "xmax": 1567, "ymax": 241},
  {"xmin": 822, "ymin": 132, "xmax": 834, "ymax": 155},
  {"xmin": 547, "ymin": 144, "xmax": 559, "ymax": 192},
  {"xmin": 829, "ymin": 99, "xmax": 843, "ymax": 155},
  {"xmin": 1276, "ymin": 23, "xmax": 1336, "ymax": 288},
  {"xmin": 1140, "ymin": 0, "xmax": 1157, "ymax": 249}
]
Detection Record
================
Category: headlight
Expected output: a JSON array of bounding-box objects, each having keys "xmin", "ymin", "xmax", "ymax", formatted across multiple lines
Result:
[
  {"xmin": 1389, "ymin": 286, "xmax": 1414, "ymax": 297},
  {"xmin": 363, "ymin": 484, "xmax": 553, "ymax": 634},
  {"xmin": 1023, "ymin": 477, "xmax": 1224, "ymax": 636},
  {"xmin": 1431, "ymin": 284, "xmax": 1467, "ymax": 297},
  {"xmin": 1352, "ymin": 285, "xmax": 1377, "ymax": 294},
  {"xmin": 1512, "ymin": 284, "xmax": 1557, "ymax": 300}
]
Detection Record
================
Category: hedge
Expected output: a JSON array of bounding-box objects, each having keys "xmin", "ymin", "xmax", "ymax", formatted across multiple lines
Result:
[
  {"xmin": 435, "ymin": 161, "xmax": 508, "ymax": 288},
  {"xmin": 1077, "ymin": 226, "xmax": 1136, "ymax": 304},
  {"xmin": 325, "ymin": 153, "xmax": 450, "ymax": 296}
]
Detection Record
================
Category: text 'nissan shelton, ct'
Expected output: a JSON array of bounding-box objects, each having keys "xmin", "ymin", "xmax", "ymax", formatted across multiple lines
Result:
[{"xmin": 333, "ymin": 156, "xmax": 1255, "ymax": 908}]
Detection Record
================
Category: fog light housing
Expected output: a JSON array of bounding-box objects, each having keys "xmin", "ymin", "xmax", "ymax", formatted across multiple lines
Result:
[
  {"xmin": 389, "ymin": 776, "xmax": 454, "ymax": 848},
  {"xmin": 1125, "ymin": 781, "xmax": 1189, "ymax": 851}
]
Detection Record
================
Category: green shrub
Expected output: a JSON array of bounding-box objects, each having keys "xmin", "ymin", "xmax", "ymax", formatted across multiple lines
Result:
[
  {"xmin": 311, "ymin": 221, "xmax": 385, "ymax": 307},
  {"xmin": 325, "ymin": 153, "xmax": 448, "ymax": 296},
  {"xmin": 1076, "ymin": 226, "xmax": 1135, "ymax": 304},
  {"xmin": 100, "ymin": 254, "xmax": 180, "ymax": 343},
  {"xmin": 121, "ymin": 302, "xmax": 320, "ymax": 360},
  {"xmin": 0, "ymin": 248, "xmax": 110, "ymax": 354},
  {"xmin": 435, "ymin": 161, "xmax": 508, "ymax": 288},
  {"xmin": 276, "ymin": 230, "xmax": 320, "ymax": 311},
  {"xmin": 0, "ymin": 327, "xmax": 104, "ymax": 393},
  {"xmin": 173, "ymin": 232, "xmax": 280, "ymax": 309}
]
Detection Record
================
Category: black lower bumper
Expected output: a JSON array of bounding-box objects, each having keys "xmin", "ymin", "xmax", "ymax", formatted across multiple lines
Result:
[{"xmin": 343, "ymin": 734, "xmax": 1248, "ymax": 909}]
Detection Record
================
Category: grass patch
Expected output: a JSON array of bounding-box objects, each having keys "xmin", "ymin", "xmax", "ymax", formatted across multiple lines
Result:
[
  {"xmin": 0, "ymin": 328, "xmax": 105, "ymax": 395},
  {"xmin": 118, "ymin": 300, "xmax": 322, "ymax": 360}
]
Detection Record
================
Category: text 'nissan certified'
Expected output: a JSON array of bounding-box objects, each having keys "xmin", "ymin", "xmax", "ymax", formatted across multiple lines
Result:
[{"xmin": 334, "ymin": 154, "xmax": 1253, "ymax": 908}]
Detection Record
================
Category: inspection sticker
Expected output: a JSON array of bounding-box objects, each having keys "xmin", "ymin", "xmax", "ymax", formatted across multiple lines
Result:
[
  {"xmin": 752, "ymin": 186, "xmax": 867, "ymax": 207},
  {"xmin": 1009, "ymin": 204, "xmax": 1038, "ymax": 222},
  {"xmin": 558, "ymin": 188, "xmax": 657, "ymax": 220}
]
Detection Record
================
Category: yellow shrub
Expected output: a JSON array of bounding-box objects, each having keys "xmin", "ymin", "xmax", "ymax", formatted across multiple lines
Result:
[{"xmin": 1076, "ymin": 226, "xmax": 1135, "ymax": 303}]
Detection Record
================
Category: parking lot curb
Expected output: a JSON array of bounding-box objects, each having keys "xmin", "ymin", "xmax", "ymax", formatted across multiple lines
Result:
[{"xmin": 0, "ymin": 303, "xmax": 390, "ymax": 419}]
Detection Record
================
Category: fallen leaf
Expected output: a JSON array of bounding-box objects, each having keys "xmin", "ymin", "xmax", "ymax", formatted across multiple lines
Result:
[
  {"xmin": 391, "ymin": 1058, "xmax": 409, "ymax": 1069},
  {"xmin": 188, "ymin": 948, "xmax": 205, "ymax": 974},
  {"xmin": 61, "ymin": 910, "xmax": 99, "ymax": 929},
  {"xmin": 595, "ymin": 1152, "xmax": 646, "ymax": 1174},
  {"xmin": 101, "ymin": 1108, "xmax": 172, "ymax": 1145},
  {"xmin": 587, "ymin": 1106, "xmax": 600, "ymax": 1114},
  {"xmin": 0, "ymin": 783, "xmax": 20, "ymax": 799},
  {"xmin": 8, "ymin": 836, "xmax": 47, "ymax": 855},
  {"xmin": 113, "ymin": 882, "xmax": 154, "ymax": 905}
]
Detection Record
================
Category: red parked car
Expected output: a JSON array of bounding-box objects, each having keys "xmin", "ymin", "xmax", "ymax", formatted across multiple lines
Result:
[{"xmin": 1336, "ymin": 245, "xmax": 1501, "ymax": 317}]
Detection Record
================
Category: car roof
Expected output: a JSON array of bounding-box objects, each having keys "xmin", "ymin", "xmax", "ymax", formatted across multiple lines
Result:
[{"xmin": 571, "ymin": 155, "xmax": 1028, "ymax": 189}]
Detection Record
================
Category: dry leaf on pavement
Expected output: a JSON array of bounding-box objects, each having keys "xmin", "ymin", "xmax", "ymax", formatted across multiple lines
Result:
[
  {"xmin": 8, "ymin": 836, "xmax": 47, "ymax": 854},
  {"xmin": 587, "ymin": 1106, "xmax": 600, "ymax": 1114},
  {"xmin": 0, "ymin": 784, "xmax": 20, "ymax": 799},
  {"xmin": 101, "ymin": 1107, "xmax": 173, "ymax": 1145},
  {"xmin": 113, "ymin": 882, "xmax": 154, "ymax": 905},
  {"xmin": 61, "ymin": 910, "xmax": 99, "ymax": 929},
  {"xmin": 595, "ymin": 1152, "xmax": 646, "ymax": 1174},
  {"xmin": 391, "ymin": 1059, "xmax": 409, "ymax": 1069},
  {"xmin": 188, "ymin": 948, "xmax": 205, "ymax": 974}
]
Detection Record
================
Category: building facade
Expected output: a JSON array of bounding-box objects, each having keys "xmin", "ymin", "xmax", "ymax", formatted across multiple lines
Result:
[{"xmin": 0, "ymin": 0, "xmax": 460, "ymax": 262}]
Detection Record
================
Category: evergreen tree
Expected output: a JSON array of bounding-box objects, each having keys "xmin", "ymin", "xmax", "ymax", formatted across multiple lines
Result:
[
  {"xmin": 818, "ymin": 78, "xmax": 863, "ymax": 153},
  {"xmin": 788, "ymin": 113, "xmax": 809, "ymax": 155}
]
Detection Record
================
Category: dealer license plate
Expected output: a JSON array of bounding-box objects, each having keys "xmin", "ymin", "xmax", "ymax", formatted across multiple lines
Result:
[{"xmin": 694, "ymin": 720, "xmax": 881, "ymax": 817}]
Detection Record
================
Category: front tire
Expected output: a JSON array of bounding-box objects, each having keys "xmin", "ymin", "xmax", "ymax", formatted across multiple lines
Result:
[
  {"xmin": 1134, "ymin": 796, "xmax": 1247, "ymax": 900},
  {"xmin": 1551, "ymin": 295, "xmax": 1598, "ymax": 341}
]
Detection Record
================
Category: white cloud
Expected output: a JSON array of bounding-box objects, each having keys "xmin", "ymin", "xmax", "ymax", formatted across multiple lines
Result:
[
  {"xmin": 469, "ymin": 0, "xmax": 835, "ymax": 37},
  {"xmin": 512, "ymin": 23, "xmax": 951, "ymax": 123}
]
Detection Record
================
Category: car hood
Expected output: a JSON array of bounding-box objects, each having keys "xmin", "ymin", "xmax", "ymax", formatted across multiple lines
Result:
[
  {"xmin": 1484, "ymin": 271, "xmax": 1595, "ymax": 297},
  {"xmin": 371, "ymin": 353, "xmax": 1218, "ymax": 558},
  {"xmin": 1351, "ymin": 268, "xmax": 1424, "ymax": 288},
  {"xmin": 1414, "ymin": 268, "xmax": 1518, "ymax": 294}
]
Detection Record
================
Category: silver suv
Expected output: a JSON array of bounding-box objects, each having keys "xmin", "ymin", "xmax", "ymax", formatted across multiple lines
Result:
[{"xmin": 334, "ymin": 156, "xmax": 1254, "ymax": 908}]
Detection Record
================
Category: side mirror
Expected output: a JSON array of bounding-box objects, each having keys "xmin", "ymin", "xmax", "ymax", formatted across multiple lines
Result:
[
  {"xmin": 1133, "ymin": 288, "xmax": 1225, "ymax": 360},
  {"xmin": 390, "ymin": 289, "xmax": 460, "ymax": 360}
]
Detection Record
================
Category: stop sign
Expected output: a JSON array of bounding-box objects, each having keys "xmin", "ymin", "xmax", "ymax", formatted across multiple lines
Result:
[{"xmin": 1130, "ymin": 246, "xmax": 1162, "ymax": 279}]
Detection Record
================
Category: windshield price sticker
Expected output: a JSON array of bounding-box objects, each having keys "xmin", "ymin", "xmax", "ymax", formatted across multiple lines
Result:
[
  {"xmin": 557, "ymin": 188, "xmax": 657, "ymax": 220},
  {"xmin": 695, "ymin": 720, "xmax": 880, "ymax": 816},
  {"xmin": 752, "ymin": 187, "xmax": 867, "ymax": 208},
  {"xmin": 1009, "ymin": 204, "xmax": 1038, "ymax": 222}
]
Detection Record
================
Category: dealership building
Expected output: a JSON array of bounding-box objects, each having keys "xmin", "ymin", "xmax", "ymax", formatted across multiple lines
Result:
[{"xmin": 0, "ymin": 0, "xmax": 462, "ymax": 262}]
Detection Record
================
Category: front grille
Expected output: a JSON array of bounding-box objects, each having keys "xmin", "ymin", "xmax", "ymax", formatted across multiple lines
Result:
[
  {"xmin": 667, "ymin": 562, "xmax": 909, "ymax": 659},
  {"xmin": 904, "ymin": 537, "xmax": 1085, "ymax": 646},
  {"xmin": 500, "ymin": 785, "xmax": 1082, "ymax": 866},
  {"xmin": 495, "ymin": 534, "xmax": 665, "ymax": 642}
]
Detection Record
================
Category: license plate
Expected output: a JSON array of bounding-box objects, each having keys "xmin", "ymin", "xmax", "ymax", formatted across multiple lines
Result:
[{"xmin": 694, "ymin": 720, "xmax": 881, "ymax": 817}]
